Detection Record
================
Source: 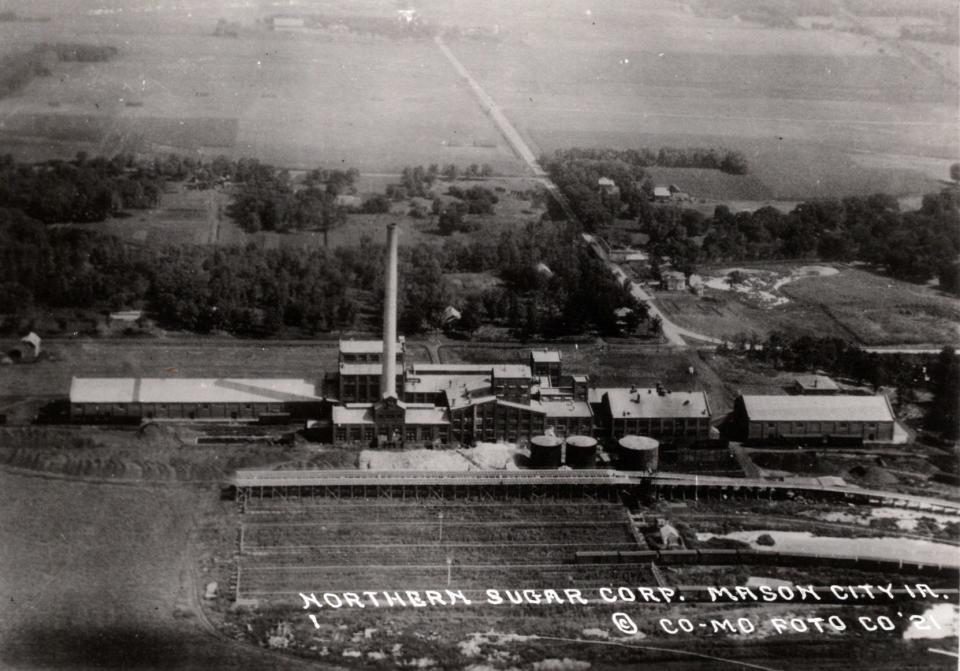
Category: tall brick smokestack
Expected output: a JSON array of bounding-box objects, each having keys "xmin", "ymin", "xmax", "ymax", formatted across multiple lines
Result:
[{"xmin": 381, "ymin": 222, "xmax": 399, "ymax": 399}]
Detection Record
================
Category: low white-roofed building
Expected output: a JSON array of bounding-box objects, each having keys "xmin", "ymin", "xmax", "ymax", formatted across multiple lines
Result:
[
  {"xmin": 734, "ymin": 394, "xmax": 895, "ymax": 443},
  {"xmin": 69, "ymin": 377, "xmax": 324, "ymax": 422}
]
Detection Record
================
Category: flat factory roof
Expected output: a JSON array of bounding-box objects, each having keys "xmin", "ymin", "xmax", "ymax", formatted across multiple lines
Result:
[
  {"xmin": 331, "ymin": 405, "xmax": 375, "ymax": 425},
  {"xmin": 542, "ymin": 399, "xmax": 593, "ymax": 418},
  {"xmin": 604, "ymin": 388, "xmax": 711, "ymax": 419},
  {"xmin": 339, "ymin": 339, "xmax": 404, "ymax": 354},
  {"xmin": 741, "ymin": 395, "xmax": 894, "ymax": 423},
  {"xmin": 531, "ymin": 350, "xmax": 561, "ymax": 363},
  {"xmin": 491, "ymin": 364, "xmax": 533, "ymax": 379},
  {"xmin": 339, "ymin": 363, "xmax": 387, "ymax": 376},
  {"xmin": 70, "ymin": 378, "xmax": 321, "ymax": 404},
  {"xmin": 405, "ymin": 373, "xmax": 491, "ymax": 395},
  {"xmin": 410, "ymin": 364, "xmax": 492, "ymax": 374}
]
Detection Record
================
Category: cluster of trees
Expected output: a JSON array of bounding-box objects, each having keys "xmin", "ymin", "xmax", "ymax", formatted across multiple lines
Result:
[
  {"xmin": 543, "ymin": 147, "xmax": 748, "ymax": 232},
  {"xmin": 547, "ymin": 147, "xmax": 749, "ymax": 175},
  {"xmin": 900, "ymin": 24, "xmax": 958, "ymax": 44},
  {"xmin": 227, "ymin": 162, "xmax": 357, "ymax": 237},
  {"xmin": 285, "ymin": 13, "xmax": 439, "ymax": 39},
  {"xmin": 639, "ymin": 189, "xmax": 960, "ymax": 284},
  {"xmin": 0, "ymin": 207, "xmax": 451, "ymax": 337},
  {"xmin": 40, "ymin": 43, "xmax": 118, "ymax": 62},
  {"xmin": 0, "ymin": 43, "xmax": 117, "ymax": 99},
  {"xmin": 435, "ymin": 222, "xmax": 647, "ymax": 338},
  {"xmin": 384, "ymin": 163, "xmax": 496, "ymax": 201},
  {"xmin": 434, "ymin": 186, "xmax": 500, "ymax": 235},
  {"xmin": 725, "ymin": 332, "xmax": 958, "ymax": 439},
  {"xmin": 0, "ymin": 153, "xmax": 163, "ymax": 223}
]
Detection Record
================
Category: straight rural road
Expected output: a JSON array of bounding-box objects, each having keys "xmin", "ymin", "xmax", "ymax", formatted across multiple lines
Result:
[{"xmin": 434, "ymin": 36, "xmax": 719, "ymax": 347}]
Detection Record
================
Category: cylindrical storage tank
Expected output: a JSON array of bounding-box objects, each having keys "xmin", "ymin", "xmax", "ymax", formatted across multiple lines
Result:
[
  {"xmin": 530, "ymin": 435, "xmax": 563, "ymax": 468},
  {"xmin": 619, "ymin": 435, "xmax": 659, "ymax": 472},
  {"xmin": 564, "ymin": 435, "xmax": 598, "ymax": 468}
]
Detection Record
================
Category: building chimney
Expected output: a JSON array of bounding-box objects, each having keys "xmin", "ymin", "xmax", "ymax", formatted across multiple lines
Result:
[{"xmin": 381, "ymin": 223, "xmax": 399, "ymax": 399}]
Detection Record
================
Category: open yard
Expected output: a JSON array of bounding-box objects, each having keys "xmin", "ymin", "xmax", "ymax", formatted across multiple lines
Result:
[{"xmin": 655, "ymin": 264, "xmax": 960, "ymax": 347}]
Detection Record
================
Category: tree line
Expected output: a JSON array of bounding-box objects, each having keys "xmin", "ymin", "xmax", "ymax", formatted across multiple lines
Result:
[
  {"xmin": 548, "ymin": 147, "xmax": 749, "ymax": 174},
  {"xmin": 640, "ymin": 189, "xmax": 959, "ymax": 285},
  {"xmin": 0, "ymin": 207, "xmax": 448, "ymax": 337}
]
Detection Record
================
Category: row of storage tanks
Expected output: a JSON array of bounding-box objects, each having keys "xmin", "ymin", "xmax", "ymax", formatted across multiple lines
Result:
[{"xmin": 529, "ymin": 434, "xmax": 658, "ymax": 471}]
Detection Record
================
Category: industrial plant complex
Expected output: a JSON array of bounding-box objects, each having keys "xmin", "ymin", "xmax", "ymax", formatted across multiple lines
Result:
[{"xmin": 66, "ymin": 224, "xmax": 904, "ymax": 469}]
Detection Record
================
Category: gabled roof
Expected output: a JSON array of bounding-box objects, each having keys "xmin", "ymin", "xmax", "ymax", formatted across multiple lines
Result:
[{"xmin": 741, "ymin": 395, "xmax": 894, "ymax": 423}]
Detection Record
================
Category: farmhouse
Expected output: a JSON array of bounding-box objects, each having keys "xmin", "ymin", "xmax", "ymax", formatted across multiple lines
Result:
[
  {"xmin": 732, "ymin": 394, "xmax": 896, "ymax": 444},
  {"xmin": 660, "ymin": 270, "xmax": 686, "ymax": 291},
  {"xmin": 653, "ymin": 186, "xmax": 671, "ymax": 202},
  {"xmin": 598, "ymin": 177, "xmax": 620, "ymax": 197}
]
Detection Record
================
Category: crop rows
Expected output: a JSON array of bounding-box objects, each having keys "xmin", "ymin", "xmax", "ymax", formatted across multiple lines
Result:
[
  {"xmin": 239, "ymin": 563, "xmax": 653, "ymax": 596},
  {"xmin": 244, "ymin": 521, "xmax": 633, "ymax": 548},
  {"xmin": 244, "ymin": 501, "xmax": 628, "ymax": 524},
  {"xmin": 242, "ymin": 542, "xmax": 638, "ymax": 567}
]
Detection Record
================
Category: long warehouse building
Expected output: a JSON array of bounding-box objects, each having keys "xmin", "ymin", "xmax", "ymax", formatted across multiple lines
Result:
[{"xmin": 69, "ymin": 377, "xmax": 325, "ymax": 422}]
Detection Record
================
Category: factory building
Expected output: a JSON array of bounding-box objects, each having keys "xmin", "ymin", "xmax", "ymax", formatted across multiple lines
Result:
[
  {"xmin": 69, "ymin": 378, "xmax": 324, "ymax": 422},
  {"xmin": 530, "ymin": 349, "xmax": 562, "ymax": 385},
  {"xmin": 732, "ymin": 394, "xmax": 896, "ymax": 444},
  {"xmin": 338, "ymin": 338, "xmax": 406, "ymax": 403},
  {"xmin": 590, "ymin": 386, "xmax": 712, "ymax": 444}
]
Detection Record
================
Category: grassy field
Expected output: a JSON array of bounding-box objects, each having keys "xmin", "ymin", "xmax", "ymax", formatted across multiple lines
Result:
[
  {"xmin": 448, "ymin": 0, "xmax": 956, "ymax": 198},
  {"xmin": 0, "ymin": 469, "xmax": 318, "ymax": 670},
  {"xmin": 0, "ymin": 0, "xmax": 953, "ymax": 201},
  {"xmin": 0, "ymin": 22, "xmax": 521, "ymax": 173},
  {"xmin": 655, "ymin": 264, "xmax": 960, "ymax": 346}
]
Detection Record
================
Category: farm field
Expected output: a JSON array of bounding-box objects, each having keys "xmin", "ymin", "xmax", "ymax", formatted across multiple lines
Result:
[
  {"xmin": 654, "ymin": 264, "xmax": 960, "ymax": 347},
  {"xmin": 0, "ymin": 23, "xmax": 522, "ymax": 173},
  {"xmin": 447, "ymin": 0, "xmax": 956, "ymax": 199},
  {"xmin": 0, "ymin": 469, "xmax": 313, "ymax": 670}
]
